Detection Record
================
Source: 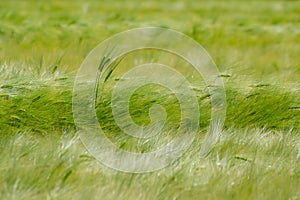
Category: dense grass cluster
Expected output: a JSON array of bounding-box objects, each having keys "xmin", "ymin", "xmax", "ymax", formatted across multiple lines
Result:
[{"xmin": 0, "ymin": 0, "xmax": 299, "ymax": 199}]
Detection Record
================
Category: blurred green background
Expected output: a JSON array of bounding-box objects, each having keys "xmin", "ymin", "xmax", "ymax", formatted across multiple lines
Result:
[{"xmin": 1, "ymin": 0, "xmax": 299, "ymax": 81}]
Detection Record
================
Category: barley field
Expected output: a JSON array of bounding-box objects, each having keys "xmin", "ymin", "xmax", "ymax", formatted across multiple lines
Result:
[{"xmin": 0, "ymin": 0, "xmax": 300, "ymax": 199}]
